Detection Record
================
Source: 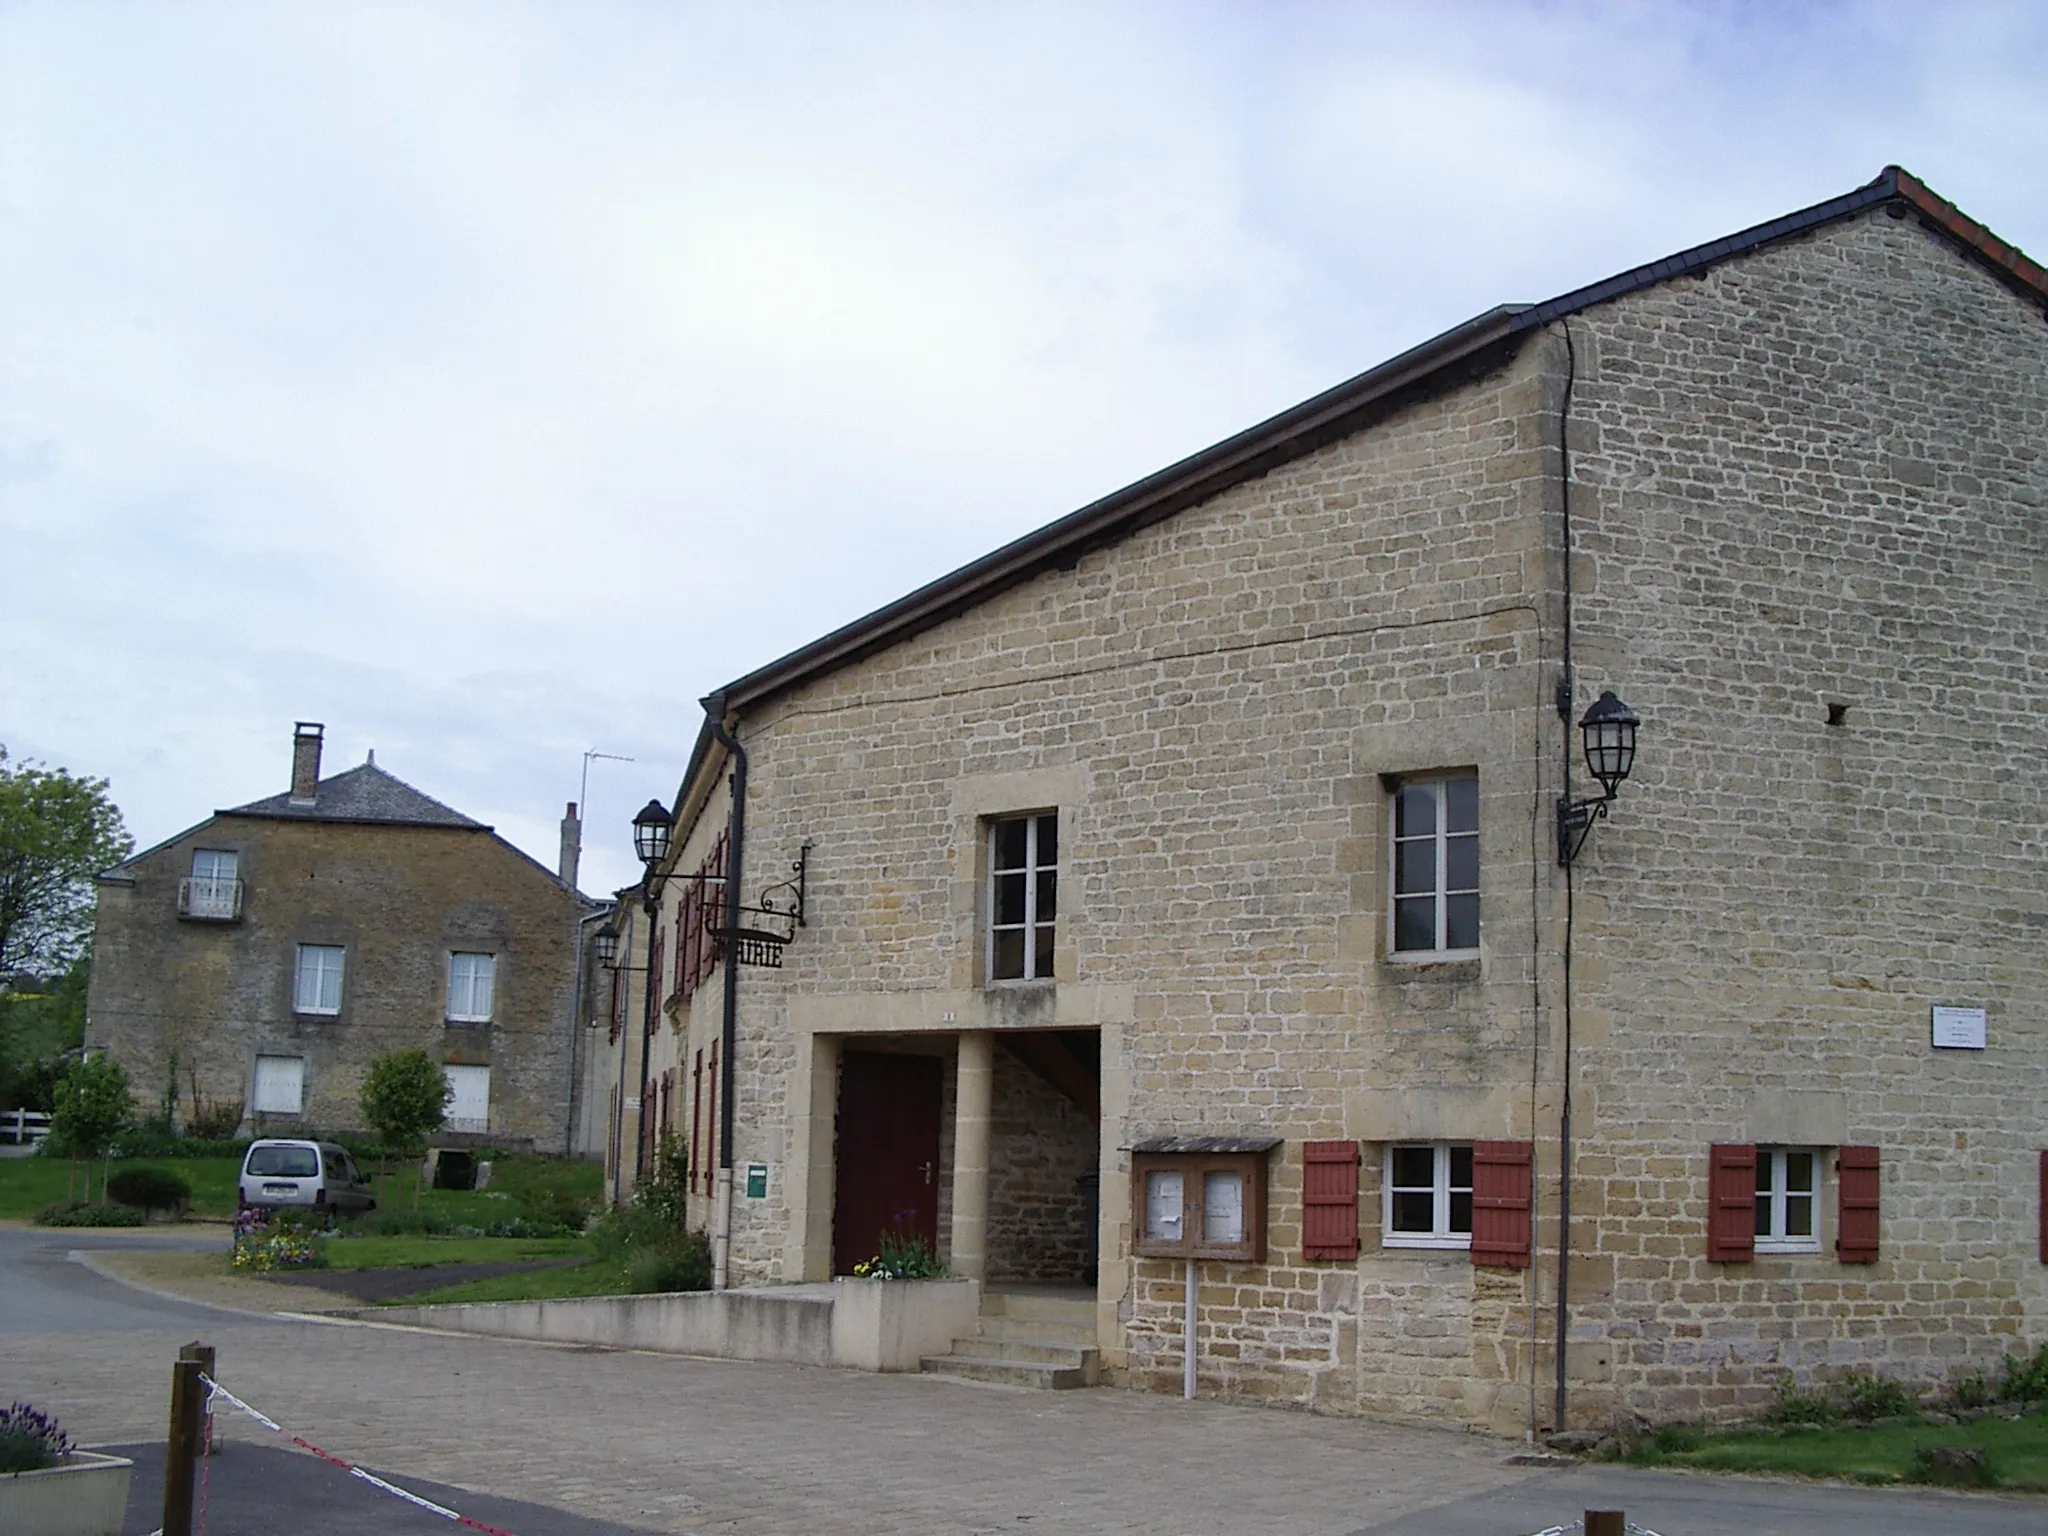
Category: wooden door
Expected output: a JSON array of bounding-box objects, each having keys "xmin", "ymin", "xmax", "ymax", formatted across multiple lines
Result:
[{"xmin": 832, "ymin": 1052, "xmax": 942, "ymax": 1275}]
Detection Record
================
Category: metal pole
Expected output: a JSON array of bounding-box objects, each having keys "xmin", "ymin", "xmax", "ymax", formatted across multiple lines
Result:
[
  {"xmin": 181, "ymin": 1341, "xmax": 216, "ymax": 1458},
  {"xmin": 1183, "ymin": 1259, "xmax": 1197, "ymax": 1400}
]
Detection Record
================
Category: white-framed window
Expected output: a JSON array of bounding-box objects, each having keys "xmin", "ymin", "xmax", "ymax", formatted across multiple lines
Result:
[
  {"xmin": 1383, "ymin": 1142, "xmax": 1473, "ymax": 1248},
  {"xmin": 181, "ymin": 848, "xmax": 242, "ymax": 920},
  {"xmin": 252, "ymin": 1054, "xmax": 304, "ymax": 1115},
  {"xmin": 447, "ymin": 952, "xmax": 496, "ymax": 1023},
  {"xmin": 987, "ymin": 812, "xmax": 1057, "ymax": 982},
  {"xmin": 1755, "ymin": 1147, "xmax": 1821, "ymax": 1254},
  {"xmin": 293, "ymin": 944, "xmax": 345, "ymax": 1015},
  {"xmin": 1391, "ymin": 775, "xmax": 1479, "ymax": 956}
]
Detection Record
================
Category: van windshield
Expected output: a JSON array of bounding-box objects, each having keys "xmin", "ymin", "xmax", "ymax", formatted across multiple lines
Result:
[{"xmin": 246, "ymin": 1146, "xmax": 318, "ymax": 1177}]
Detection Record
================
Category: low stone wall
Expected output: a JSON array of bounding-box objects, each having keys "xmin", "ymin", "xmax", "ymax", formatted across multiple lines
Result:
[{"xmin": 363, "ymin": 1278, "xmax": 979, "ymax": 1373}]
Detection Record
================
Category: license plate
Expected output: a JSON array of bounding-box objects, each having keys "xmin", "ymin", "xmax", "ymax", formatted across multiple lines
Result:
[{"xmin": 263, "ymin": 1183, "xmax": 297, "ymax": 1195}]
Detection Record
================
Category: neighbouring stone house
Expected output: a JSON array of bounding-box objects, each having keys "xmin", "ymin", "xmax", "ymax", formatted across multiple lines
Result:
[
  {"xmin": 600, "ymin": 167, "xmax": 2048, "ymax": 1431},
  {"xmin": 87, "ymin": 723, "xmax": 600, "ymax": 1150}
]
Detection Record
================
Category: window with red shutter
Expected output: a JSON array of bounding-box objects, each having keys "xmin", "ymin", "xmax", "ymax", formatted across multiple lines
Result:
[
  {"xmin": 1836, "ymin": 1145, "xmax": 1880, "ymax": 1263},
  {"xmin": 1301, "ymin": 1141, "xmax": 1359, "ymax": 1261},
  {"xmin": 1707, "ymin": 1144, "xmax": 1756, "ymax": 1262},
  {"xmin": 1470, "ymin": 1141, "xmax": 1533, "ymax": 1268}
]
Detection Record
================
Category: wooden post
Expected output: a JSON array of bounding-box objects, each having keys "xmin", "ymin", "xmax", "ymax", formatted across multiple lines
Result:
[
  {"xmin": 161, "ymin": 1354, "xmax": 204, "ymax": 1536},
  {"xmin": 180, "ymin": 1341, "xmax": 217, "ymax": 1456},
  {"xmin": 1584, "ymin": 1512, "xmax": 1625, "ymax": 1536}
]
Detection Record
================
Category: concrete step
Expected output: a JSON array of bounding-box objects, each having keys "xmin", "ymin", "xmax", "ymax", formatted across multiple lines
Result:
[{"xmin": 918, "ymin": 1350, "xmax": 1100, "ymax": 1390}]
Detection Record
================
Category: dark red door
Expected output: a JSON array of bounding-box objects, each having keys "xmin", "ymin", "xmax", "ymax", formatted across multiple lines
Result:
[{"xmin": 832, "ymin": 1052, "xmax": 942, "ymax": 1275}]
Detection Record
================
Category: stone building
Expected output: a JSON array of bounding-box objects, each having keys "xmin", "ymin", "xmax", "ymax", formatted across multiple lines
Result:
[
  {"xmin": 600, "ymin": 167, "xmax": 2048, "ymax": 1430},
  {"xmin": 88, "ymin": 723, "xmax": 599, "ymax": 1150}
]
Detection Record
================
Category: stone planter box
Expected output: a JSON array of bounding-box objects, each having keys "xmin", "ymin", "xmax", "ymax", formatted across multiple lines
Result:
[
  {"xmin": 830, "ymin": 1277, "xmax": 980, "ymax": 1371},
  {"xmin": 0, "ymin": 1450, "xmax": 135, "ymax": 1536}
]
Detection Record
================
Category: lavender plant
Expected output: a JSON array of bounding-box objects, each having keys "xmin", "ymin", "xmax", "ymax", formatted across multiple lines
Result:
[{"xmin": 0, "ymin": 1402, "xmax": 73, "ymax": 1474}]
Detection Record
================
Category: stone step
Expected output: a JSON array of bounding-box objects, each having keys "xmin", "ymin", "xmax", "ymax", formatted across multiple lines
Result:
[
  {"xmin": 942, "ymin": 1336, "xmax": 1090, "ymax": 1366},
  {"xmin": 980, "ymin": 1291, "xmax": 1096, "ymax": 1327},
  {"xmin": 973, "ymin": 1315, "xmax": 1097, "ymax": 1349},
  {"xmin": 918, "ymin": 1350, "xmax": 1099, "ymax": 1390}
]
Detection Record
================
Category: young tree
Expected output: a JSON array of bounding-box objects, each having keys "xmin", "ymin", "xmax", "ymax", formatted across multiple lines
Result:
[
  {"xmin": 0, "ymin": 749, "xmax": 132, "ymax": 981},
  {"xmin": 359, "ymin": 1048, "xmax": 451, "ymax": 1208},
  {"xmin": 48, "ymin": 1052, "xmax": 132, "ymax": 1201}
]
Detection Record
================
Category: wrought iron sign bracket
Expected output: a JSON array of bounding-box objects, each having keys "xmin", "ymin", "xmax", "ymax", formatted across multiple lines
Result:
[{"xmin": 711, "ymin": 840, "xmax": 812, "ymax": 968}]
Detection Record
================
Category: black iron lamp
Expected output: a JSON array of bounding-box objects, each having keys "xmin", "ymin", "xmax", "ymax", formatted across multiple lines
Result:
[
  {"xmin": 632, "ymin": 800, "xmax": 674, "ymax": 868},
  {"xmin": 1558, "ymin": 690, "xmax": 1640, "ymax": 866},
  {"xmin": 593, "ymin": 919, "xmax": 620, "ymax": 969}
]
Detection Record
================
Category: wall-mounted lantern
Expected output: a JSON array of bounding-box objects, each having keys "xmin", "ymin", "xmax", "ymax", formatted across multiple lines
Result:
[
  {"xmin": 592, "ymin": 920, "xmax": 620, "ymax": 969},
  {"xmin": 631, "ymin": 800, "xmax": 674, "ymax": 868},
  {"xmin": 1557, "ymin": 690, "xmax": 1641, "ymax": 866}
]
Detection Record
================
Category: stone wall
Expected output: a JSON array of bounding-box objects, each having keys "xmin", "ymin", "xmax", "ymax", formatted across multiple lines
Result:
[
  {"xmin": 987, "ymin": 1043, "xmax": 1096, "ymax": 1282},
  {"xmin": 87, "ymin": 819, "xmax": 585, "ymax": 1148},
  {"xmin": 625, "ymin": 202, "xmax": 2047, "ymax": 1428}
]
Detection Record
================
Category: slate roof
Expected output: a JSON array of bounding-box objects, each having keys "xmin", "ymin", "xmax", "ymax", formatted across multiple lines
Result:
[{"xmin": 220, "ymin": 763, "xmax": 485, "ymax": 829}]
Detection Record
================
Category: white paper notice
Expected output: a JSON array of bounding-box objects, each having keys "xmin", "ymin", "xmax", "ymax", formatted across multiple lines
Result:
[
  {"xmin": 1931, "ymin": 1006, "xmax": 1987, "ymax": 1050},
  {"xmin": 1146, "ymin": 1170, "xmax": 1184, "ymax": 1240},
  {"xmin": 1202, "ymin": 1170, "xmax": 1244, "ymax": 1243}
]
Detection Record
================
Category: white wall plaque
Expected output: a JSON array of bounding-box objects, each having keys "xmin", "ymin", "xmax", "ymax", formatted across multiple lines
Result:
[
  {"xmin": 1145, "ymin": 1170, "xmax": 1184, "ymax": 1241},
  {"xmin": 1931, "ymin": 1006, "xmax": 1987, "ymax": 1050}
]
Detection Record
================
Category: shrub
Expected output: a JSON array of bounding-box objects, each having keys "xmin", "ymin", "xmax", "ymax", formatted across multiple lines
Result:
[
  {"xmin": 1910, "ymin": 1444, "xmax": 1997, "ymax": 1488},
  {"xmin": 518, "ymin": 1185, "xmax": 593, "ymax": 1234},
  {"xmin": 1838, "ymin": 1369, "xmax": 1916, "ymax": 1422},
  {"xmin": 1762, "ymin": 1373, "xmax": 1838, "ymax": 1427},
  {"xmin": 2001, "ymin": 1342, "xmax": 2048, "ymax": 1405},
  {"xmin": 626, "ymin": 1230, "xmax": 712, "ymax": 1294},
  {"xmin": 0, "ymin": 1402, "xmax": 73, "ymax": 1473},
  {"xmin": 35, "ymin": 1200, "xmax": 145, "ymax": 1228},
  {"xmin": 1650, "ymin": 1424, "xmax": 1701, "ymax": 1454},
  {"xmin": 107, "ymin": 1166, "xmax": 192, "ymax": 1217},
  {"xmin": 1947, "ymin": 1368, "xmax": 1998, "ymax": 1413}
]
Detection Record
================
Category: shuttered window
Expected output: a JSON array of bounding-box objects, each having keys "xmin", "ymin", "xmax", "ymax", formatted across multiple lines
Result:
[
  {"xmin": 1301, "ymin": 1141, "xmax": 1359, "ymax": 1261},
  {"xmin": 1470, "ymin": 1141, "xmax": 1532, "ymax": 1268},
  {"xmin": 1707, "ymin": 1143, "xmax": 1756, "ymax": 1262},
  {"xmin": 1836, "ymin": 1145, "xmax": 1880, "ymax": 1264}
]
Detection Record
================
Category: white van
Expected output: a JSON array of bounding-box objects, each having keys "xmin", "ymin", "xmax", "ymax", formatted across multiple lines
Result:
[{"xmin": 238, "ymin": 1139, "xmax": 377, "ymax": 1218}]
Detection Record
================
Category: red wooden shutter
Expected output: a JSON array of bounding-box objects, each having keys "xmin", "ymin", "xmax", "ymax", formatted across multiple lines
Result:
[
  {"xmin": 1837, "ymin": 1145, "xmax": 1880, "ymax": 1263},
  {"xmin": 1301, "ymin": 1141, "xmax": 1359, "ymax": 1260},
  {"xmin": 2039, "ymin": 1151, "xmax": 2047, "ymax": 1265},
  {"xmin": 1708, "ymin": 1144, "xmax": 1756, "ymax": 1262},
  {"xmin": 1471, "ymin": 1141, "xmax": 1533, "ymax": 1268}
]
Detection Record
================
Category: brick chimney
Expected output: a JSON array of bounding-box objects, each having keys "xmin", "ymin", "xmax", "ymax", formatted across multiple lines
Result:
[
  {"xmin": 290, "ymin": 722, "xmax": 325, "ymax": 804},
  {"xmin": 559, "ymin": 801, "xmax": 581, "ymax": 889}
]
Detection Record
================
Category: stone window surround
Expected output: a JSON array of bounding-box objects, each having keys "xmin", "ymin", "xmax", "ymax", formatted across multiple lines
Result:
[
  {"xmin": 985, "ymin": 812, "xmax": 1058, "ymax": 985},
  {"xmin": 950, "ymin": 764, "xmax": 1086, "ymax": 991},
  {"xmin": 1382, "ymin": 1140, "xmax": 1474, "ymax": 1250},
  {"xmin": 1386, "ymin": 772, "xmax": 1480, "ymax": 960},
  {"xmin": 293, "ymin": 942, "xmax": 346, "ymax": 1016},
  {"xmin": 447, "ymin": 950, "xmax": 498, "ymax": 1024}
]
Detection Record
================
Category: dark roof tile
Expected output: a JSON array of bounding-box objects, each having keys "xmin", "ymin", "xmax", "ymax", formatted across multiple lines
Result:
[{"xmin": 220, "ymin": 763, "xmax": 485, "ymax": 829}]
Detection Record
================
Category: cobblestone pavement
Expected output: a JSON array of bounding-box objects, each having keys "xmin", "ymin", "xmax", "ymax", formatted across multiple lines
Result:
[{"xmin": 14, "ymin": 1312, "xmax": 1527, "ymax": 1534}]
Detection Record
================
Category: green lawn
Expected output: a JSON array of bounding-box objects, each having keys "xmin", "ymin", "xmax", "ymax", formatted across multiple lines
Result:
[
  {"xmin": 0, "ymin": 1154, "xmax": 242, "ymax": 1219},
  {"xmin": 1625, "ymin": 1409, "xmax": 2048, "ymax": 1490},
  {"xmin": 395, "ymin": 1257, "xmax": 636, "ymax": 1306},
  {"xmin": 320, "ymin": 1233, "xmax": 589, "ymax": 1270}
]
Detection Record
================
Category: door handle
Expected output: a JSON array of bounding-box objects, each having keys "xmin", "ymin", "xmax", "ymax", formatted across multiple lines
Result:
[{"xmin": 920, "ymin": 1161, "xmax": 933, "ymax": 1185}]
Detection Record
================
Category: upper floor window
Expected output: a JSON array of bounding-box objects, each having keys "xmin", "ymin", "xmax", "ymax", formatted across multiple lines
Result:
[
  {"xmin": 448, "ymin": 952, "xmax": 496, "ymax": 1023},
  {"xmin": 988, "ymin": 813, "xmax": 1057, "ymax": 982},
  {"xmin": 1390, "ymin": 775, "xmax": 1478, "ymax": 956},
  {"xmin": 1383, "ymin": 1142, "xmax": 1473, "ymax": 1249},
  {"xmin": 1755, "ymin": 1147, "xmax": 1820, "ymax": 1254},
  {"xmin": 180, "ymin": 849, "xmax": 242, "ymax": 921},
  {"xmin": 294, "ymin": 944, "xmax": 345, "ymax": 1015}
]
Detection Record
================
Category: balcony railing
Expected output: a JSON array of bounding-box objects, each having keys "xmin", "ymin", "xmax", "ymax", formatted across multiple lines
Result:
[
  {"xmin": 444, "ymin": 1116, "xmax": 489, "ymax": 1134},
  {"xmin": 178, "ymin": 877, "xmax": 244, "ymax": 922}
]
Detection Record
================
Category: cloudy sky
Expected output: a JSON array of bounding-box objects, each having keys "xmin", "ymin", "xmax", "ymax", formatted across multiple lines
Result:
[{"xmin": 3, "ymin": 1, "xmax": 2045, "ymax": 899}]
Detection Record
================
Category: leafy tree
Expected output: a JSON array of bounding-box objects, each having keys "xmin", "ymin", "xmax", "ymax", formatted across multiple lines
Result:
[
  {"xmin": 0, "ymin": 749, "xmax": 131, "ymax": 981},
  {"xmin": 360, "ymin": 1048, "xmax": 451, "ymax": 1208},
  {"xmin": 48, "ymin": 1053, "xmax": 132, "ymax": 1200}
]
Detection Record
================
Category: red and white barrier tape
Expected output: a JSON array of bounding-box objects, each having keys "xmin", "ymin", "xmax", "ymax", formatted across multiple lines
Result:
[{"xmin": 198, "ymin": 1373, "xmax": 522, "ymax": 1536}]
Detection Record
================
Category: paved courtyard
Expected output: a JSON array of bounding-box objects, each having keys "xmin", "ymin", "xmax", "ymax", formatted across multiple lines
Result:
[{"xmin": 5, "ymin": 1227, "xmax": 2042, "ymax": 1535}]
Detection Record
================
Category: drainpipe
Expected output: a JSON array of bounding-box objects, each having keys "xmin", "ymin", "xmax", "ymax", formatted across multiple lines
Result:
[
  {"xmin": 1553, "ymin": 319, "xmax": 1580, "ymax": 1433},
  {"xmin": 635, "ymin": 883, "xmax": 661, "ymax": 1189},
  {"xmin": 706, "ymin": 696, "xmax": 748, "ymax": 1292},
  {"xmin": 566, "ymin": 907, "xmax": 613, "ymax": 1157}
]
